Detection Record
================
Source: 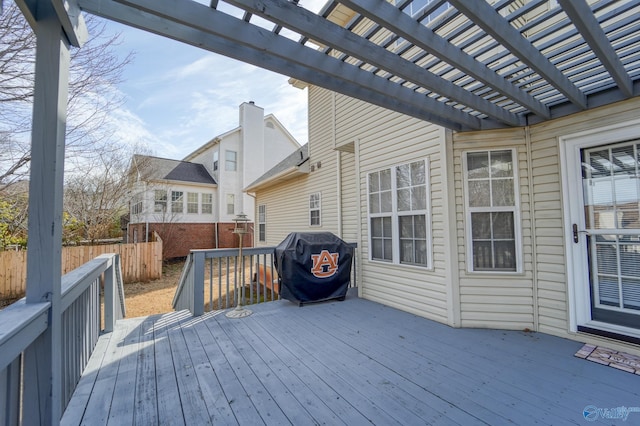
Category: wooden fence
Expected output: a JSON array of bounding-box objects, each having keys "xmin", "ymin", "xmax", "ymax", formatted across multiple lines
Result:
[{"xmin": 0, "ymin": 239, "xmax": 163, "ymax": 299}]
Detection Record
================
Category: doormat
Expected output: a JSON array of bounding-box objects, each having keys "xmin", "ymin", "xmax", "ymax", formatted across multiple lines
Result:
[{"xmin": 575, "ymin": 344, "xmax": 640, "ymax": 375}]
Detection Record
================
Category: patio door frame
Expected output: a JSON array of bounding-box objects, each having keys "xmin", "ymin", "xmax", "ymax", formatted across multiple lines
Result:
[{"xmin": 560, "ymin": 118, "xmax": 640, "ymax": 340}]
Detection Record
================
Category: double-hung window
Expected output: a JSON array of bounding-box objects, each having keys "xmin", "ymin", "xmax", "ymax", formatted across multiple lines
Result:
[
  {"xmin": 154, "ymin": 190, "xmax": 167, "ymax": 213},
  {"xmin": 187, "ymin": 192, "xmax": 198, "ymax": 214},
  {"xmin": 171, "ymin": 190, "xmax": 184, "ymax": 214},
  {"xmin": 309, "ymin": 193, "xmax": 321, "ymax": 226},
  {"xmin": 464, "ymin": 149, "xmax": 520, "ymax": 272},
  {"xmin": 225, "ymin": 150, "xmax": 237, "ymax": 171},
  {"xmin": 201, "ymin": 193, "xmax": 213, "ymax": 214},
  {"xmin": 368, "ymin": 159, "xmax": 431, "ymax": 267},
  {"xmin": 226, "ymin": 194, "xmax": 235, "ymax": 215},
  {"xmin": 258, "ymin": 204, "xmax": 266, "ymax": 242}
]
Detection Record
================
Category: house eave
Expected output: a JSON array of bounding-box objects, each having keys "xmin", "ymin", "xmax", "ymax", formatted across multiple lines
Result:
[{"xmin": 244, "ymin": 161, "xmax": 310, "ymax": 193}]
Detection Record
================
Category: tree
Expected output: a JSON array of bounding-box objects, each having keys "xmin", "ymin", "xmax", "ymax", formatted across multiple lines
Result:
[
  {"xmin": 0, "ymin": 2, "xmax": 133, "ymax": 186},
  {"xmin": 64, "ymin": 145, "xmax": 150, "ymax": 243}
]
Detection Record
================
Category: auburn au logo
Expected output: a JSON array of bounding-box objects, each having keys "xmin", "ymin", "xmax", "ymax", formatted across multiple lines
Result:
[{"xmin": 311, "ymin": 250, "xmax": 339, "ymax": 278}]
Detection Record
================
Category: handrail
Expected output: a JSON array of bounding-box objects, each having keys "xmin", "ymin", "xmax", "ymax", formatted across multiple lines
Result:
[
  {"xmin": 0, "ymin": 253, "xmax": 126, "ymax": 424},
  {"xmin": 174, "ymin": 243, "xmax": 358, "ymax": 316}
]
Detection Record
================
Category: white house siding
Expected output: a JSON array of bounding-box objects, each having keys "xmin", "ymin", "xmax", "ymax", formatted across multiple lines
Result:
[
  {"xmin": 453, "ymin": 128, "xmax": 535, "ymax": 330},
  {"xmin": 331, "ymin": 91, "xmax": 452, "ymax": 324}
]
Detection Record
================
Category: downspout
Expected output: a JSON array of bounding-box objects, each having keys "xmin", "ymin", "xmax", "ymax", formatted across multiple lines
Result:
[
  {"xmin": 336, "ymin": 151, "xmax": 342, "ymax": 238},
  {"xmin": 354, "ymin": 138, "xmax": 362, "ymax": 296},
  {"xmin": 215, "ymin": 222, "xmax": 219, "ymax": 249},
  {"xmin": 525, "ymin": 126, "xmax": 540, "ymax": 332},
  {"xmin": 145, "ymin": 222, "xmax": 149, "ymax": 243},
  {"xmin": 332, "ymin": 91, "xmax": 342, "ymax": 237}
]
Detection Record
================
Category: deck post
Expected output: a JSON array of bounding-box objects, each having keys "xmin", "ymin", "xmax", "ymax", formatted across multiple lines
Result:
[
  {"xmin": 193, "ymin": 251, "xmax": 205, "ymax": 316},
  {"xmin": 103, "ymin": 258, "xmax": 116, "ymax": 332},
  {"xmin": 21, "ymin": 1, "xmax": 71, "ymax": 424}
]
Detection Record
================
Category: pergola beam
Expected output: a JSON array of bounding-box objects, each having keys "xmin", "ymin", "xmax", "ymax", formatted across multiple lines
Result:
[
  {"xmin": 227, "ymin": 0, "xmax": 524, "ymax": 127},
  {"xmin": 79, "ymin": 0, "xmax": 491, "ymax": 130},
  {"xmin": 557, "ymin": 0, "xmax": 633, "ymax": 98},
  {"xmin": 15, "ymin": 0, "xmax": 88, "ymax": 47},
  {"xmin": 340, "ymin": 0, "xmax": 550, "ymax": 120},
  {"xmin": 450, "ymin": 0, "xmax": 587, "ymax": 110}
]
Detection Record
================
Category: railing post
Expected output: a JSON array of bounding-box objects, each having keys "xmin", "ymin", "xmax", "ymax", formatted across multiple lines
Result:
[
  {"xmin": 193, "ymin": 251, "xmax": 205, "ymax": 316},
  {"xmin": 103, "ymin": 257, "xmax": 116, "ymax": 332}
]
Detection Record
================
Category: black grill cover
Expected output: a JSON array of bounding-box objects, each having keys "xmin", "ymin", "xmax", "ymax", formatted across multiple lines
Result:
[{"xmin": 274, "ymin": 232, "xmax": 353, "ymax": 305}]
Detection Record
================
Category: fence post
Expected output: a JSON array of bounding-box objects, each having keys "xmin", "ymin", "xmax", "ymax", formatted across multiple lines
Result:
[{"xmin": 193, "ymin": 251, "xmax": 205, "ymax": 316}]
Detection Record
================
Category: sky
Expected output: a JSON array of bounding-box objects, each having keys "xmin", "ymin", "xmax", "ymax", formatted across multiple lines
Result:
[{"xmin": 100, "ymin": 0, "xmax": 327, "ymax": 160}]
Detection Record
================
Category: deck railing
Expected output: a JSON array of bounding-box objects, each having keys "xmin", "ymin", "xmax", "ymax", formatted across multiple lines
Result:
[
  {"xmin": 0, "ymin": 253, "xmax": 125, "ymax": 424},
  {"xmin": 173, "ymin": 244, "xmax": 357, "ymax": 316}
]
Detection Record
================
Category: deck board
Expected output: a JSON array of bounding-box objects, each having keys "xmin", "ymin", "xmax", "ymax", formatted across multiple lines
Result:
[{"xmin": 62, "ymin": 293, "xmax": 640, "ymax": 425}]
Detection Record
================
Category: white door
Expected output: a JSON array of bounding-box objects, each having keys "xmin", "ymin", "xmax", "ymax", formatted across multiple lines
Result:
[
  {"xmin": 581, "ymin": 142, "xmax": 640, "ymax": 328},
  {"xmin": 562, "ymin": 121, "xmax": 640, "ymax": 338}
]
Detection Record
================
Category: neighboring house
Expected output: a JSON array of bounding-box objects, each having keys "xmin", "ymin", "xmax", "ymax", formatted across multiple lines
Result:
[
  {"xmin": 247, "ymin": 6, "xmax": 640, "ymax": 357},
  {"xmin": 126, "ymin": 155, "xmax": 218, "ymax": 259},
  {"xmin": 126, "ymin": 101, "xmax": 301, "ymax": 258}
]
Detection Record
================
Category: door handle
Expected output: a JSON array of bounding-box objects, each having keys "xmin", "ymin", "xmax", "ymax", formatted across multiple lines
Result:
[{"xmin": 573, "ymin": 224, "xmax": 579, "ymax": 243}]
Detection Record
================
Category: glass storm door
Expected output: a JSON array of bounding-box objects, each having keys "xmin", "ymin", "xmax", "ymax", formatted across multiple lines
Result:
[{"xmin": 581, "ymin": 141, "xmax": 640, "ymax": 328}]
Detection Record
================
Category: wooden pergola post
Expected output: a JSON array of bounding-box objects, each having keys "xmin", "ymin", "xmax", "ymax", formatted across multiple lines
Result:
[
  {"xmin": 12, "ymin": 0, "xmax": 86, "ymax": 421},
  {"xmin": 17, "ymin": 0, "xmax": 72, "ymax": 423}
]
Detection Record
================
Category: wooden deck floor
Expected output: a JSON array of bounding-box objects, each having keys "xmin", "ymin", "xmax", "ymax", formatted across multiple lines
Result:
[{"xmin": 62, "ymin": 293, "xmax": 640, "ymax": 425}]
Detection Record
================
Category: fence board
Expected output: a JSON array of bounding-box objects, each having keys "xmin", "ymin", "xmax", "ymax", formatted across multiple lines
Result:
[{"xmin": 0, "ymin": 241, "xmax": 162, "ymax": 299}]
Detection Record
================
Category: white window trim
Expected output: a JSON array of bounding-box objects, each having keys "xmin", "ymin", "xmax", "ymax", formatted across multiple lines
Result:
[
  {"xmin": 309, "ymin": 192, "xmax": 321, "ymax": 227},
  {"xmin": 462, "ymin": 148, "xmax": 522, "ymax": 274},
  {"xmin": 366, "ymin": 158, "xmax": 433, "ymax": 269}
]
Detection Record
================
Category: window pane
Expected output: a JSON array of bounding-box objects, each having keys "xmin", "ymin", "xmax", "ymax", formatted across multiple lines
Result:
[
  {"xmin": 415, "ymin": 240, "xmax": 428, "ymax": 265},
  {"xmin": 372, "ymin": 239, "xmax": 383, "ymax": 260},
  {"xmin": 490, "ymin": 150, "xmax": 513, "ymax": 178},
  {"xmin": 399, "ymin": 216, "xmax": 413, "ymax": 238},
  {"xmin": 397, "ymin": 164, "xmax": 411, "ymax": 188},
  {"xmin": 471, "ymin": 213, "xmax": 491, "ymax": 239},
  {"xmin": 492, "ymin": 212, "xmax": 514, "ymax": 239},
  {"xmin": 589, "ymin": 150, "xmax": 611, "ymax": 178},
  {"xmin": 380, "ymin": 169, "xmax": 391, "ymax": 191},
  {"xmin": 467, "ymin": 152, "xmax": 489, "ymax": 179},
  {"xmin": 383, "ymin": 239, "xmax": 393, "ymax": 260},
  {"xmin": 494, "ymin": 241, "xmax": 516, "ymax": 270},
  {"xmin": 400, "ymin": 240, "xmax": 414, "ymax": 263},
  {"xmin": 411, "ymin": 185, "xmax": 427, "ymax": 210},
  {"xmin": 371, "ymin": 217, "xmax": 382, "ymax": 237},
  {"xmin": 414, "ymin": 216, "xmax": 427, "ymax": 238},
  {"xmin": 612, "ymin": 145, "xmax": 636, "ymax": 176},
  {"xmin": 380, "ymin": 190, "xmax": 392, "ymax": 212},
  {"xmin": 473, "ymin": 241, "xmax": 493, "ymax": 270},
  {"xmin": 491, "ymin": 179, "xmax": 515, "ymax": 206},
  {"xmin": 369, "ymin": 172, "xmax": 379, "ymax": 192},
  {"xmin": 383, "ymin": 217, "xmax": 392, "ymax": 237},
  {"xmin": 369, "ymin": 193, "xmax": 380, "ymax": 214},
  {"xmin": 397, "ymin": 188, "xmax": 411, "ymax": 211},
  {"xmin": 468, "ymin": 180, "xmax": 490, "ymax": 207},
  {"xmin": 411, "ymin": 161, "xmax": 426, "ymax": 185},
  {"xmin": 310, "ymin": 210, "xmax": 320, "ymax": 226}
]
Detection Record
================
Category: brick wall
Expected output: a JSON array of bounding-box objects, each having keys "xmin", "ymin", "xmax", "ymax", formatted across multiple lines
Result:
[{"xmin": 127, "ymin": 222, "xmax": 254, "ymax": 259}]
